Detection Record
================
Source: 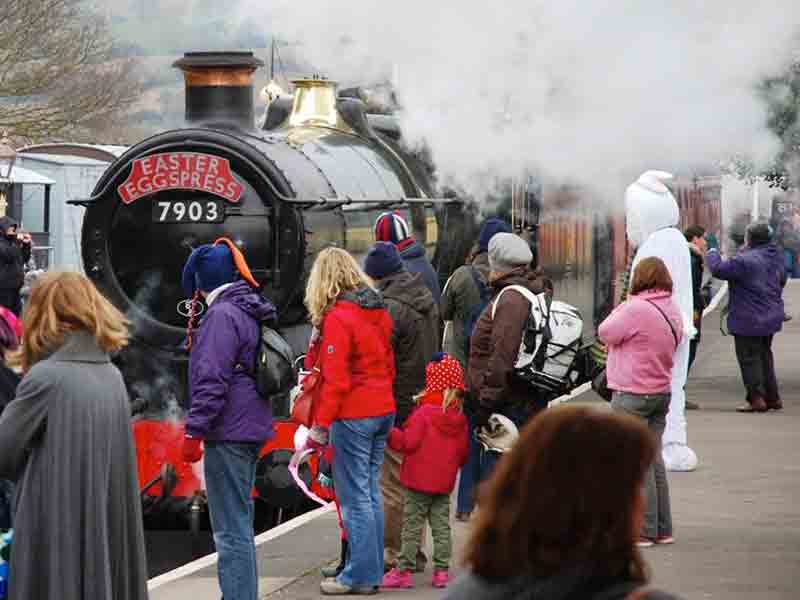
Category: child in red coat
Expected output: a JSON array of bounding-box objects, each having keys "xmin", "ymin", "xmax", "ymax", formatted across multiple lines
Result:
[{"xmin": 382, "ymin": 354, "xmax": 469, "ymax": 590}]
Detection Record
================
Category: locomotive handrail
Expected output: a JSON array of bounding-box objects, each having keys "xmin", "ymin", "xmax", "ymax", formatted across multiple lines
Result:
[{"xmin": 283, "ymin": 195, "xmax": 459, "ymax": 208}]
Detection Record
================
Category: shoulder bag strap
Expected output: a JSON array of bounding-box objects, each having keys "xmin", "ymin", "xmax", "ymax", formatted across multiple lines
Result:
[
  {"xmin": 491, "ymin": 284, "xmax": 542, "ymax": 320},
  {"xmin": 643, "ymin": 299, "xmax": 679, "ymax": 349}
]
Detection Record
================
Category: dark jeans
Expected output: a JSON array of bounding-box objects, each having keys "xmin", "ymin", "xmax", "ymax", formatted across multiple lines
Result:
[
  {"xmin": 734, "ymin": 335, "xmax": 780, "ymax": 402},
  {"xmin": 456, "ymin": 413, "xmax": 485, "ymax": 514},
  {"xmin": 331, "ymin": 413, "xmax": 394, "ymax": 588},
  {"xmin": 204, "ymin": 441, "xmax": 263, "ymax": 600},
  {"xmin": 611, "ymin": 391, "xmax": 673, "ymax": 539}
]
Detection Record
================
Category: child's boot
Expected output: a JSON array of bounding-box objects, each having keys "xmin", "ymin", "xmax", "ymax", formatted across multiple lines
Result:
[
  {"xmin": 382, "ymin": 568, "xmax": 414, "ymax": 589},
  {"xmin": 432, "ymin": 569, "xmax": 450, "ymax": 588}
]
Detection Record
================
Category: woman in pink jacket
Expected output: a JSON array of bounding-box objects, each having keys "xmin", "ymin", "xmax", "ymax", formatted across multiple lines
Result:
[{"xmin": 598, "ymin": 257, "xmax": 683, "ymax": 547}]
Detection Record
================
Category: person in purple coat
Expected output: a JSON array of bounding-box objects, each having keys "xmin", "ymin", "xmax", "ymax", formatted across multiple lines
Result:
[
  {"xmin": 180, "ymin": 239, "xmax": 277, "ymax": 600},
  {"xmin": 706, "ymin": 222, "xmax": 786, "ymax": 413}
]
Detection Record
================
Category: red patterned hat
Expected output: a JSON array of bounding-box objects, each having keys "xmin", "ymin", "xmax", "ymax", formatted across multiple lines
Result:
[{"xmin": 424, "ymin": 353, "xmax": 465, "ymax": 394}]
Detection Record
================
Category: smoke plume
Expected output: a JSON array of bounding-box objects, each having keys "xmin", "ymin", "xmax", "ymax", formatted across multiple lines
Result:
[{"xmin": 240, "ymin": 1, "xmax": 799, "ymax": 202}]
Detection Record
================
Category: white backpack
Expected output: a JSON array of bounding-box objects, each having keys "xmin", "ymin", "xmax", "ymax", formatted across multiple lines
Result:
[{"xmin": 491, "ymin": 285, "xmax": 584, "ymax": 395}]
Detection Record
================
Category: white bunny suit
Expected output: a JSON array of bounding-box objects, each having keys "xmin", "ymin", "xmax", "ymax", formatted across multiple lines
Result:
[{"xmin": 625, "ymin": 171, "xmax": 698, "ymax": 472}]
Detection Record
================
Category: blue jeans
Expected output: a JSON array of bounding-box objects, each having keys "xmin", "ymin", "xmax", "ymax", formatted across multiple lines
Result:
[
  {"xmin": 456, "ymin": 414, "xmax": 488, "ymax": 514},
  {"xmin": 204, "ymin": 441, "xmax": 262, "ymax": 600},
  {"xmin": 331, "ymin": 413, "xmax": 394, "ymax": 588}
]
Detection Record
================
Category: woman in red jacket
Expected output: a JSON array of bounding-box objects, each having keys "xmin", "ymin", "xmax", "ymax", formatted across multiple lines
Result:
[
  {"xmin": 301, "ymin": 248, "xmax": 396, "ymax": 595},
  {"xmin": 382, "ymin": 354, "xmax": 469, "ymax": 590}
]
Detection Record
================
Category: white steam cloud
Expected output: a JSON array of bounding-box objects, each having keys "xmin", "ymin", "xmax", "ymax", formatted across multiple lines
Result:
[{"xmin": 240, "ymin": 1, "xmax": 799, "ymax": 201}]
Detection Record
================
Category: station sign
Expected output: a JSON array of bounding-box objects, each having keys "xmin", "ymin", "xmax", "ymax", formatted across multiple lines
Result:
[{"xmin": 118, "ymin": 152, "xmax": 244, "ymax": 204}]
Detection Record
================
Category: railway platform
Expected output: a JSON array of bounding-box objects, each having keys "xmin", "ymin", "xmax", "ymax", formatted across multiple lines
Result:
[{"xmin": 151, "ymin": 281, "xmax": 800, "ymax": 600}]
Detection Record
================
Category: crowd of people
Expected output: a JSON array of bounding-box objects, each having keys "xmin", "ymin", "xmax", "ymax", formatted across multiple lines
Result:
[{"xmin": 0, "ymin": 168, "xmax": 791, "ymax": 599}]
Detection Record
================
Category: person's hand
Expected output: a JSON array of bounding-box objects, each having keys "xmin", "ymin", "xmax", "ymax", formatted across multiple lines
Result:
[
  {"xmin": 182, "ymin": 435, "xmax": 204, "ymax": 463},
  {"xmin": 302, "ymin": 426, "xmax": 329, "ymax": 451}
]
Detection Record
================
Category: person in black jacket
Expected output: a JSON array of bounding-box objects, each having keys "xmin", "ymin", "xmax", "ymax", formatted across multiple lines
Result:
[
  {"xmin": 364, "ymin": 241, "xmax": 440, "ymax": 572},
  {"xmin": 0, "ymin": 216, "xmax": 32, "ymax": 315},
  {"xmin": 684, "ymin": 226, "xmax": 706, "ymax": 410}
]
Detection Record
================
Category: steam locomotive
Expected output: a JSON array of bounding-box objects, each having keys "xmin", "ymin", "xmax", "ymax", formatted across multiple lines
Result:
[
  {"xmin": 76, "ymin": 51, "xmax": 471, "ymax": 530},
  {"xmin": 76, "ymin": 50, "xmax": 724, "ymax": 536}
]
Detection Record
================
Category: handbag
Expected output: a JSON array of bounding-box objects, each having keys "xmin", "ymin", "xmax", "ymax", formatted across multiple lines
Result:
[
  {"xmin": 589, "ymin": 341, "xmax": 613, "ymax": 402},
  {"xmin": 290, "ymin": 356, "xmax": 321, "ymax": 427}
]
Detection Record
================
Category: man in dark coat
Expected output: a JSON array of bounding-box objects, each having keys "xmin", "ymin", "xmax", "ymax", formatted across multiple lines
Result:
[
  {"xmin": 374, "ymin": 211, "xmax": 441, "ymax": 303},
  {"xmin": 684, "ymin": 225, "xmax": 707, "ymax": 410},
  {"xmin": 441, "ymin": 218, "xmax": 511, "ymax": 369},
  {"xmin": 181, "ymin": 241, "xmax": 277, "ymax": 600},
  {"xmin": 707, "ymin": 222, "xmax": 786, "ymax": 413},
  {"xmin": 468, "ymin": 232, "xmax": 548, "ymax": 427},
  {"xmin": 364, "ymin": 241, "xmax": 440, "ymax": 572},
  {"xmin": 0, "ymin": 216, "xmax": 32, "ymax": 315},
  {"xmin": 441, "ymin": 217, "xmax": 511, "ymax": 520}
]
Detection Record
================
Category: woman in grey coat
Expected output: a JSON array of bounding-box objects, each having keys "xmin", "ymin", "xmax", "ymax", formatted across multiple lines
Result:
[{"xmin": 0, "ymin": 271, "xmax": 148, "ymax": 600}]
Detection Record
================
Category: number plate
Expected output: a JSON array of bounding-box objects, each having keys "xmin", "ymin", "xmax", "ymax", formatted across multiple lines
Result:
[{"xmin": 152, "ymin": 199, "xmax": 224, "ymax": 223}]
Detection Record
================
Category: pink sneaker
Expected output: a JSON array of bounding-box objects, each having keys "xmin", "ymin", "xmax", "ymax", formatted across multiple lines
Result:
[
  {"xmin": 382, "ymin": 568, "xmax": 414, "ymax": 589},
  {"xmin": 432, "ymin": 569, "xmax": 450, "ymax": 588}
]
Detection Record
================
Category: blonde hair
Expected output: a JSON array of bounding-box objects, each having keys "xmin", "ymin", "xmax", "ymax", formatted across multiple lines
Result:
[
  {"xmin": 304, "ymin": 248, "xmax": 375, "ymax": 326},
  {"xmin": 11, "ymin": 271, "xmax": 130, "ymax": 371},
  {"xmin": 413, "ymin": 388, "xmax": 464, "ymax": 411}
]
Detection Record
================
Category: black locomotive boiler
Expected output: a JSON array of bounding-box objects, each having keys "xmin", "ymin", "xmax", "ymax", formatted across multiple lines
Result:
[{"xmin": 76, "ymin": 51, "xmax": 469, "ymax": 527}]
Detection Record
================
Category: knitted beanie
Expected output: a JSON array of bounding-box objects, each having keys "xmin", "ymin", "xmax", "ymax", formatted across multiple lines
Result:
[
  {"xmin": 364, "ymin": 242, "xmax": 404, "ymax": 279},
  {"xmin": 478, "ymin": 217, "xmax": 512, "ymax": 252},
  {"xmin": 181, "ymin": 244, "xmax": 237, "ymax": 296},
  {"xmin": 488, "ymin": 232, "xmax": 533, "ymax": 272},
  {"xmin": 424, "ymin": 352, "xmax": 466, "ymax": 393},
  {"xmin": 374, "ymin": 211, "xmax": 412, "ymax": 245}
]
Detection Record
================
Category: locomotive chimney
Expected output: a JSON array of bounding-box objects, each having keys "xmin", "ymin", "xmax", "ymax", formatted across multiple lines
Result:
[{"xmin": 173, "ymin": 51, "xmax": 264, "ymax": 130}]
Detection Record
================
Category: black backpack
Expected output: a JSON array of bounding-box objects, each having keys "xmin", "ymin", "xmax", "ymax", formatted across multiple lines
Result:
[
  {"xmin": 252, "ymin": 325, "xmax": 295, "ymax": 402},
  {"xmin": 463, "ymin": 266, "xmax": 489, "ymax": 359}
]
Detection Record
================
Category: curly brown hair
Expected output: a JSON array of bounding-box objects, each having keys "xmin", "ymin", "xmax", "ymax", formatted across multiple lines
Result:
[{"xmin": 465, "ymin": 406, "xmax": 656, "ymax": 583}]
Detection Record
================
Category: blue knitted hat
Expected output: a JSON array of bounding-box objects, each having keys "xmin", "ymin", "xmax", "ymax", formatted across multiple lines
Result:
[
  {"xmin": 364, "ymin": 242, "xmax": 404, "ymax": 279},
  {"xmin": 181, "ymin": 244, "xmax": 237, "ymax": 296},
  {"xmin": 478, "ymin": 218, "xmax": 512, "ymax": 252}
]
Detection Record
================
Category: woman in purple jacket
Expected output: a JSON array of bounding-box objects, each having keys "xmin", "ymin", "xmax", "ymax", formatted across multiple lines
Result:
[
  {"xmin": 180, "ymin": 239, "xmax": 277, "ymax": 600},
  {"xmin": 706, "ymin": 222, "xmax": 786, "ymax": 413}
]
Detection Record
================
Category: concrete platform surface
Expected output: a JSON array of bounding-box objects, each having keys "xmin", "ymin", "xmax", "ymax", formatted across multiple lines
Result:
[{"xmin": 157, "ymin": 281, "xmax": 800, "ymax": 599}]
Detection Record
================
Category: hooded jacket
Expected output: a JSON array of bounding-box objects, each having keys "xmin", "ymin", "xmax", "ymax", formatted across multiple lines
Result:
[
  {"xmin": 706, "ymin": 243, "xmax": 785, "ymax": 337},
  {"xmin": 598, "ymin": 289, "xmax": 684, "ymax": 395},
  {"xmin": 441, "ymin": 252, "xmax": 490, "ymax": 368},
  {"xmin": 399, "ymin": 239, "xmax": 441, "ymax": 303},
  {"xmin": 186, "ymin": 280, "xmax": 277, "ymax": 442},
  {"xmin": 468, "ymin": 268, "xmax": 547, "ymax": 412},
  {"xmin": 387, "ymin": 391, "xmax": 469, "ymax": 494},
  {"xmin": 377, "ymin": 270, "xmax": 440, "ymax": 424},
  {"xmin": 310, "ymin": 286, "xmax": 396, "ymax": 428},
  {"xmin": 0, "ymin": 216, "xmax": 31, "ymax": 292},
  {"xmin": 626, "ymin": 174, "xmax": 694, "ymax": 339}
]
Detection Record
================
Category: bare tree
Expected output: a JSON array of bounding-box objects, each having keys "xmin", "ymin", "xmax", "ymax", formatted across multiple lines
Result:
[{"xmin": 0, "ymin": 0, "xmax": 142, "ymax": 143}]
